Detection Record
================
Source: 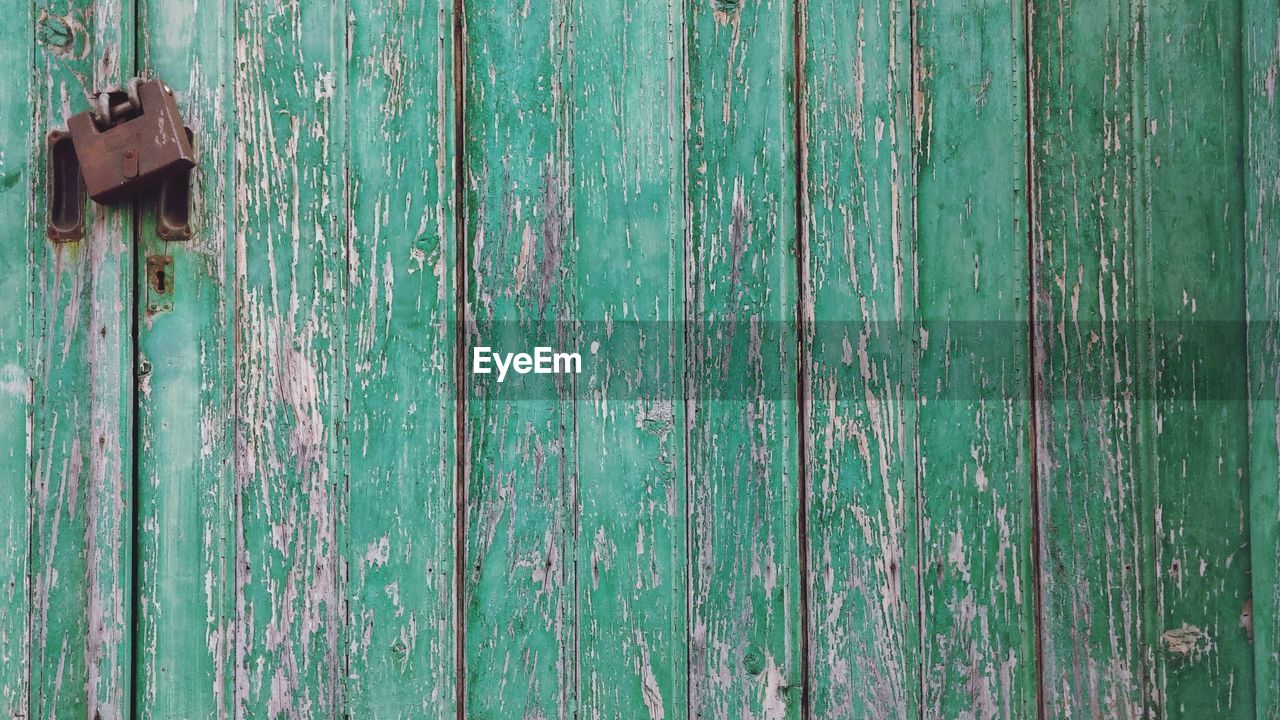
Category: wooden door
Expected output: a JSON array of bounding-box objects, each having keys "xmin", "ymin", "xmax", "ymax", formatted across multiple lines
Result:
[{"xmin": 0, "ymin": 0, "xmax": 1277, "ymax": 718}]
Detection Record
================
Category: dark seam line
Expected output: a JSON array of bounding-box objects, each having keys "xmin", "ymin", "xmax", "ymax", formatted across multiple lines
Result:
[
  {"xmin": 235, "ymin": 0, "xmax": 248, "ymax": 710},
  {"xmin": 563, "ymin": 6, "xmax": 581, "ymax": 717},
  {"xmin": 1023, "ymin": 0, "xmax": 1049, "ymax": 717},
  {"xmin": 338, "ymin": 0, "xmax": 353, "ymax": 715},
  {"xmin": 1238, "ymin": 2, "xmax": 1258, "ymax": 711},
  {"xmin": 792, "ymin": 0, "xmax": 812, "ymax": 717},
  {"xmin": 452, "ymin": 0, "xmax": 468, "ymax": 718},
  {"xmin": 25, "ymin": 0, "xmax": 36, "ymax": 703},
  {"xmin": 907, "ymin": 3, "xmax": 928, "ymax": 719},
  {"xmin": 129, "ymin": 156, "xmax": 141, "ymax": 720},
  {"xmin": 680, "ymin": 0, "xmax": 691, "ymax": 712},
  {"xmin": 129, "ymin": 0, "xmax": 142, "ymax": 714},
  {"xmin": 1239, "ymin": 0, "xmax": 1259, "ymax": 702},
  {"xmin": 26, "ymin": 6, "xmax": 36, "ymax": 717},
  {"xmin": 229, "ymin": 0, "xmax": 243, "ymax": 710}
]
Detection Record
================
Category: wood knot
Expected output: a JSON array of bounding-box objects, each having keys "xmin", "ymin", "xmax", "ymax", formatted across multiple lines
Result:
[{"xmin": 37, "ymin": 15, "xmax": 72, "ymax": 48}]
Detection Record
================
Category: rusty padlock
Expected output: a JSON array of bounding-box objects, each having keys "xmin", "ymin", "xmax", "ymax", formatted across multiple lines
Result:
[{"xmin": 68, "ymin": 78, "xmax": 195, "ymax": 204}]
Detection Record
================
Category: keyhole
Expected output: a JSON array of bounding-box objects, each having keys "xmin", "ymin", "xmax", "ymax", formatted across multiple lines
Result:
[{"xmin": 147, "ymin": 255, "xmax": 174, "ymax": 296}]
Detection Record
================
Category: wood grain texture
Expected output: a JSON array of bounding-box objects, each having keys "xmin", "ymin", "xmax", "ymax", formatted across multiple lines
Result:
[
  {"xmin": 571, "ymin": 0, "xmax": 688, "ymax": 717},
  {"xmin": 913, "ymin": 0, "xmax": 1037, "ymax": 717},
  {"xmin": 1142, "ymin": 0, "xmax": 1253, "ymax": 714},
  {"xmin": 231, "ymin": 0, "xmax": 346, "ymax": 715},
  {"xmin": 462, "ymin": 1, "xmax": 577, "ymax": 717},
  {"xmin": 1247, "ymin": 0, "xmax": 1280, "ymax": 714},
  {"xmin": 463, "ymin": 2, "xmax": 692, "ymax": 717},
  {"xmin": 1032, "ymin": 0, "xmax": 1254, "ymax": 716},
  {"xmin": 461, "ymin": 3, "xmax": 691, "ymax": 717},
  {"xmin": 0, "ymin": 0, "xmax": 32, "ymax": 715},
  {"xmin": 30, "ymin": 2, "xmax": 136, "ymax": 718},
  {"xmin": 134, "ymin": 0, "xmax": 236, "ymax": 716},
  {"xmin": 686, "ymin": 1, "xmax": 801, "ymax": 718},
  {"xmin": 1030, "ymin": 0, "xmax": 1149, "ymax": 713},
  {"xmin": 801, "ymin": 0, "xmax": 920, "ymax": 715},
  {"xmin": 343, "ymin": 0, "xmax": 457, "ymax": 715},
  {"xmin": 5, "ymin": 2, "xmax": 1277, "ymax": 718}
]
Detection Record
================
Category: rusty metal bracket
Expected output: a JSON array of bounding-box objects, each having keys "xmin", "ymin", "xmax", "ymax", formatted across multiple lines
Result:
[
  {"xmin": 156, "ymin": 127, "xmax": 195, "ymax": 241},
  {"xmin": 45, "ymin": 129, "xmax": 85, "ymax": 242}
]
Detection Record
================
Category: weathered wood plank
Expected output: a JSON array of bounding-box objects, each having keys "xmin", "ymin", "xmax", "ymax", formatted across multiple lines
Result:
[
  {"xmin": 687, "ymin": 1, "xmax": 801, "ymax": 717},
  {"xmin": 800, "ymin": 0, "xmax": 920, "ymax": 715},
  {"xmin": 1030, "ymin": 0, "xmax": 1149, "ymax": 714},
  {"xmin": 1033, "ymin": 0, "xmax": 1255, "ymax": 715},
  {"xmin": 462, "ymin": 1, "xmax": 576, "ymax": 717},
  {"xmin": 1247, "ymin": 0, "xmax": 1280, "ymax": 713},
  {"xmin": 913, "ymin": 0, "xmax": 1037, "ymax": 716},
  {"xmin": 1028, "ymin": 0, "xmax": 1146, "ymax": 708},
  {"xmin": 133, "ymin": 0, "xmax": 236, "ymax": 716},
  {"xmin": 30, "ymin": 1, "xmax": 136, "ymax": 718},
  {"xmin": 572, "ymin": 0, "xmax": 687, "ymax": 716},
  {"xmin": 232, "ymin": 0, "xmax": 346, "ymax": 714},
  {"xmin": 342, "ymin": 0, "xmax": 457, "ymax": 715},
  {"xmin": 0, "ymin": 0, "xmax": 32, "ymax": 715},
  {"xmin": 1142, "ymin": 0, "xmax": 1253, "ymax": 715}
]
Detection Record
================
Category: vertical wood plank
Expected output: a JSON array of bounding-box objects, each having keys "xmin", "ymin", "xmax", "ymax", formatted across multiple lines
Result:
[
  {"xmin": 800, "ymin": 0, "xmax": 920, "ymax": 715},
  {"xmin": 232, "ymin": 0, "xmax": 346, "ymax": 714},
  {"xmin": 133, "ymin": 0, "xmax": 236, "ymax": 716},
  {"xmin": 1143, "ymin": 0, "xmax": 1253, "ymax": 714},
  {"xmin": 1033, "ymin": 0, "xmax": 1255, "ymax": 715},
  {"xmin": 30, "ymin": 1, "xmax": 136, "ymax": 718},
  {"xmin": 462, "ymin": 1, "xmax": 576, "ymax": 717},
  {"xmin": 1030, "ymin": 0, "xmax": 1149, "ymax": 713},
  {"xmin": 913, "ymin": 0, "xmax": 1037, "ymax": 716},
  {"xmin": 1247, "ymin": 0, "xmax": 1280, "ymax": 713},
  {"xmin": 571, "ymin": 0, "xmax": 687, "ymax": 716},
  {"xmin": 686, "ymin": 0, "xmax": 801, "ymax": 717},
  {"xmin": 0, "ymin": 0, "xmax": 32, "ymax": 715},
  {"xmin": 343, "ymin": 0, "xmax": 457, "ymax": 715}
]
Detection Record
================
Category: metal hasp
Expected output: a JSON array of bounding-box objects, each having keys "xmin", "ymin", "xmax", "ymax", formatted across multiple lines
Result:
[
  {"xmin": 67, "ymin": 78, "xmax": 195, "ymax": 204},
  {"xmin": 45, "ymin": 130, "xmax": 85, "ymax": 241}
]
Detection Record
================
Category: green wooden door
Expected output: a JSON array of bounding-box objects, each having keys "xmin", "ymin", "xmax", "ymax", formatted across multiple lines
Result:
[{"xmin": 1, "ymin": 0, "xmax": 1277, "ymax": 718}]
